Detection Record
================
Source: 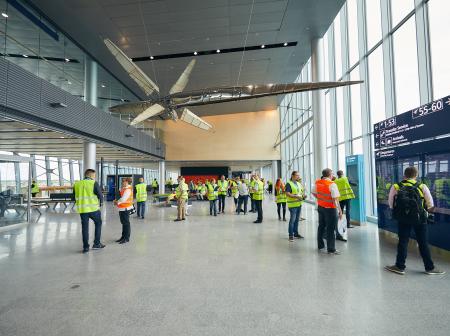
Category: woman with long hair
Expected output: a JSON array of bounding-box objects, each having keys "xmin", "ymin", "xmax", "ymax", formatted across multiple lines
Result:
[{"xmin": 275, "ymin": 178, "xmax": 287, "ymax": 221}]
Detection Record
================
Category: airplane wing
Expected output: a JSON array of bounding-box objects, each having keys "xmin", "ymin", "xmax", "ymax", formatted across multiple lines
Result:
[
  {"xmin": 179, "ymin": 108, "xmax": 213, "ymax": 131},
  {"xmin": 169, "ymin": 59, "xmax": 196, "ymax": 94},
  {"xmin": 170, "ymin": 81, "xmax": 363, "ymax": 108},
  {"xmin": 104, "ymin": 39, "xmax": 159, "ymax": 96},
  {"xmin": 130, "ymin": 103, "xmax": 166, "ymax": 126},
  {"xmin": 110, "ymin": 101, "xmax": 156, "ymax": 115}
]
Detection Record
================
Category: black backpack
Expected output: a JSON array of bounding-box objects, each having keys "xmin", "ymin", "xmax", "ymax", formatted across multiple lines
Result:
[{"xmin": 393, "ymin": 181, "xmax": 427, "ymax": 223}]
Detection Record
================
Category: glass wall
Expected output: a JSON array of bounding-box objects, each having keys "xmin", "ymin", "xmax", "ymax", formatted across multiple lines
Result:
[
  {"xmin": 279, "ymin": 0, "xmax": 447, "ymax": 218},
  {"xmin": 0, "ymin": 0, "xmax": 139, "ymax": 114}
]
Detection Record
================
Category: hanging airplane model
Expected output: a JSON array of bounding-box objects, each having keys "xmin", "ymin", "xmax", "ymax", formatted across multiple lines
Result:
[{"xmin": 104, "ymin": 39, "xmax": 362, "ymax": 131}]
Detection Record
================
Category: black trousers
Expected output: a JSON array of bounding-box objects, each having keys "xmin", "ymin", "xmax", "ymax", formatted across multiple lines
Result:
[
  {"xmin": 218, "ymin": 194, "xmax": 226, "ymax": 212},
  {"xmin": 396, "ymin": 220, "xmax": 434, "ymax": 271},
  {"xmin": 339, "ymin": 199, "xmax": 352, "ymax": 227},
  {"xmin": 277, "ymin": 202, "xmax": 286, "ymax": 219},
  {"xmin": 250, "ymin": 194, "xmax": 255, "ymax": 211},
  {"xmin": 254, "ymin": 199, "xmax": 263, "ymax": 222},
  {"xmin": 119, "ymin": 210, "xmax": 131, "ymax": 240},
  {"xmin": 80, "ymin": 210, "xmax": 102, "ymax": 248},
  {"xmin": 317, "ymin": 206, "xmax": 337, "ymax": 252},
  {"xmin": 209, "ymin": 200, "xmax": 217, "ymax": 216},
  {"xmin": 237, "ymin": 195, "xmax": 248, "ymax": 214}
]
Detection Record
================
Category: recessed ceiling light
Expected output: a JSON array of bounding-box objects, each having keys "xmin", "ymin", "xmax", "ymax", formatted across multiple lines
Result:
[
  {"xmin": 1, "ymin": 13, "xmax": 8, "ymax": 18},
  {"xmin": 216, "ymin": 49, "xmax": 220, "ymax": 53},
  {"xmin": 67, "ymin": 81, "xmax": 72, "ymax": 85},
  {"xmin": 150, "ymin": 56, "xmax": 154, "ymax": 60},
  {"xmin": 283, "ymin": 42, "xmax": 288, "ymax": 46},
  {"xmin": 193, "ymin": 51, "xmax": 198, "ymax": 55},
  {"xmin": 101, "ymin": 84, "xmax": 106, "ymax": 88},
  {"xmin": 22, "ymin": 54, "xmax": 28, "ymax": 58},
  {"xmin": 65, "ymin": 58, "xmax": 70, "ymax": 62},
  {"xmin": 261, "ymin": 45, "xmax": 265, "ymax": 48}
]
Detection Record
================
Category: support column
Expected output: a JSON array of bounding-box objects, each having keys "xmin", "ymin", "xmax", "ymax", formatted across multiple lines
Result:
[
  {"xmin": 271, "ymin": 160, "xmax": 278, "ymax": 182},
  {"xmin": 311, "ymin": 38, "xmax": 326, "ymax": 178},
  {"xmin": 158, "ymin": 161, "xmax": 165, "ymax": 194},
  {"xmin": 83, "ymin": 57, "xmax": 98, "ymax": 174}
]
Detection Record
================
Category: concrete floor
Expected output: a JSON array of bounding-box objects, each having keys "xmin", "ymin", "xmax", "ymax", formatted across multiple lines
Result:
[{"xmin": 0, "ymin": 198, "xmax": 449, "ymax": 336}]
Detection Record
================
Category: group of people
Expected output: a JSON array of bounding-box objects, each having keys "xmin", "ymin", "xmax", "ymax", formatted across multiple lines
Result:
[{"xmin": 73, "ymin": 166, "xmax": 445, "ymax": 275}]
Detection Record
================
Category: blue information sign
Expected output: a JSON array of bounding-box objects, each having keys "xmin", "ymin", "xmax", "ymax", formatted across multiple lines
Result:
[{"xmin": 373, "ymin": 95, "xmax": 450, "ymax": 150}]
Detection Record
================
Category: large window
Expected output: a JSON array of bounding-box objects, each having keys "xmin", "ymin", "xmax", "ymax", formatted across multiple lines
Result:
[
  {"xmin": 393, "ymin": 16, "xmax": 420, "ymax": 114},
  {"xmin": 428, "ymin": 0, "xmax": 450, "ymax": 99},
  {"xmin": 334, "ymin": 14, "xmax": 343, "ymax": 79},
  {"xmin": 366, "ymin": 0, "xmax": 382, "ymax": 49},
  {"xmin": 347, "ymin": 0, "xmax": 359, "ymax": 66},
  {"xmin": 368, "ymin": 46, "xmax": 386, "ymax": 124},
  {"xmin": 336, "ymin": 88, "xmax": 345, "ymax": 143},
  {"xmin": 350, "ymin": 67, "xmax": 362, "ymax": 138},
  {"xmin": 391, "ymin": 0, "xmax": 415, "ymax": 27}
]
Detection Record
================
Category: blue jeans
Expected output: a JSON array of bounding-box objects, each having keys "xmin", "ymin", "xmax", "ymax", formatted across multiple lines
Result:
[
  {"xmin": 137, "ymin": 201, "xmax": 146, "ymax": 218},
  {"xmin": 288, "ymin": 206, "xmax": 301, "ymax": 237},
  {"xmin": 80, "ymin": 210, "xmax": 102, "ymax": 248},
  {"xmin": 210, "ymin": 200, "xmax": 217, "ymax": 216}
]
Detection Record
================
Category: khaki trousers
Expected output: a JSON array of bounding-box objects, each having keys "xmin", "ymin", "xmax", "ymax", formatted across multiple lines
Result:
[{"xmin": 177, "ymin": 198, "xmax": 186, "ymax": 219}]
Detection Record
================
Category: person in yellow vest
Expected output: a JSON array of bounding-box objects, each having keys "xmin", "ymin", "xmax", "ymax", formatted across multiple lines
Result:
[
  {"xmin": 385, "ymin": 166, "xmax": 445, "ymax": 275},
  {"xmin": 230, "ymin": 178, "xmax": 239, "ymax": 207},
  {"xmin": 285, "ymin": 171, "xmax": 306, "ymax": 241},
  {"xmin": 206, "ymin": 178, "xmax": 219, "ymax": 216},
  {"xmin": 252, "ymin": 174, "xmax": 264, "ymax": 223},
  {"xmin": 135, "ymin": 177, "xmax": 147, "ymax": 219},
  {"xmin": 217, "ymin": 175, "xmax": 229, "ymax": 214},
  {"xmin": 151, "ymin": 178, "xmax": 158, "ymax": 194},
  {"xmin": 73, "ymin": 169, "xmax": 104, "ymax": 253},
  {"xmin": 31, "ymin": 180, "xmax": 40, "ymax": 197},
  {"xmin": 249, "ymin": 175, "xmax": 256, "ymax": 213},
  {"xmin": 174, "ymin": 176, "xmax": 188, "ymax": 221},
  {"xmin": 335, "ymin": 170, "xmax": 356, "ymax": 236},
  {"xmin": 312, "ymin": 168, "xmax": 342, "ymax": 255},
  {"xmin": 274, "ymin": 178, "xmax": 287, "ymax": 221},
  {"xmin": 113, "ymin": 177, "xmax": 133, "ymax": 244}
]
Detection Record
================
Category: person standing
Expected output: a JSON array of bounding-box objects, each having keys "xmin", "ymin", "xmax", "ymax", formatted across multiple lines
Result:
[
  {"xmin": 312, "ymin": 168, "xmax": 342, "ymax": 255},
  {"xmin": 249, "ymin": 175, "xmax": 256, "ymax": 213},
  {"xmin": 73, "ymin": 169, "xmax": 105, "ymax": 253},
  {"xmin": 31, "ymin": 180, "xmax": 40, "ymax": 197},
  {"xmin": 135, "ymin": 177, "xmax": 147, "ymax": 219},
  {"xmin": 151, "ymin": 178, "xmax": 159, "ymax": 194},
  {"xmin": 335, "ymin": 170, "xmax": 355, "ymax": 229},
  {"xmin": 206, "ymin": 178, "xmax": 218, "ymax": 216},
  {"xmin": 217, "ymin": 175, "xmax": 228, "ymax": 214},
  {"xmin": 237, "ymin": 179, "xmax": 249, "ymax": 214},
  {"xmin": 174, "ymin": 176, "xmax": 188, "ymax": 222},
  {"xmin": 274, "ymin": 178, "xmax": 287, "ymax": 222},
  {"xmin": 252, "ymin": 175, "xmax": 264, "ymax": 223},
  {"xmin": 230, "ymin": 178, "xmax": 239, "ymax": 207},
  {"xmin": 285, "ymin": 171, "xmax": 305, "ymax": 241},
  {"xmin": 385, "ymin": 167, "xmax": 445, "ymax": 275},
  {"xmin": 114, "ymin": 178, "xmax": 133, "ymax": 244}
]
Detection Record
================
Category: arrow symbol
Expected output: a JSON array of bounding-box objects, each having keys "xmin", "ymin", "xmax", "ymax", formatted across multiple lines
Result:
[{"xmin": 446, "ymin": 98, "xmax": 450, "ymax": 106}]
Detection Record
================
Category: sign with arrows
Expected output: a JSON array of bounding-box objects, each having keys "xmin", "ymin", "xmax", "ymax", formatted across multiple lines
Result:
[{"xmin": 373, "ymin": 95, "xmax": 450, "ymax": 150}]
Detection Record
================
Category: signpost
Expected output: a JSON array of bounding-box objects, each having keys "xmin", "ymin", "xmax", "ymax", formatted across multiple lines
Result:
[{"xmin": 373, "ymin": 95, "xmax": 450, "ymax": 150}]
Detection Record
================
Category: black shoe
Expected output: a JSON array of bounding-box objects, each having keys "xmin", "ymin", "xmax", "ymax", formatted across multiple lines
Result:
[
  {"xmin": 278, "ymin": 217, "xmax": 282, "ymax": 221},
  {"xmin": 214, "ymin": 214, "xmax": 217, "ymax": 216},
  {"xmin": 294, "ymin": 234, "xmax": 304, "ymax": 239},
  {"xmin": 253, "ymin": 220, "xmax": 262, "ymax": 223},
  {"xmin": 182, "ymin": 218, "xmax": 186, "ymax": 220},
  {"xmin": 347, "ymin": 225, "xmax": 354, "ymax": 228},
  {"xmin": 289, "ymin": 236, "xmax": 294, "ymax": 242},
  {"xmin": 336, "ymin": 236, "xmax": 347, "ymax": 242},
  {"xmin": 119, "ymin": 239, "xmax": 129, "ymax": 244},
  {"xmin": 283, "ymin": 218, "xmax": 287, "ymax": 221},
  {"xmin": 92, "ymin": 243, "xmax": 105, "ymax": 249},
  {"xmin": 174, "ymin": 219, "xmax": 182, "ymax": 222},
  {"xmin": 82, "ymin": 247, "xmax": 89, "ymax": 253},
  {"xmin": 115, "ymin": 238, "xmax": 124, "ymax": 242}
]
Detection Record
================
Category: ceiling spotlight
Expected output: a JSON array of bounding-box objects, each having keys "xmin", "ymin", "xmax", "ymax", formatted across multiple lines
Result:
[
  {"xmin": 261, "ymin": 45, "xmax": 265, "ymax": 49},
  {"xmin": 67, "ymin": 81, "xmax": 72, "ymax": 85},
  {"xmin": 150, "ymin": 56, "xmax": 154, "ymax": 60},
  {"xmin": 22, "ymin": 54, "xmax": 28, "ymax": 58},
  {"xmin": 193, "ymin": 51, "xmax": 198, "ymax": 55},
  {"xmin": 101, "ymin": 84, "xmax": 106, "ymax": 88},
  {"xmin": 283, "ymin": 42, "xmax": 288, "ymax": 46},
  {"xmin": 1, "ymin": 13, "xmax": 8, "ymax": 18},
  {"xmin": 216, "ymin": 49, "xmax": 220, "ymax": 53},
  {"xmin": 65, "ymin": 58, "xmax": 70, "ymax": 62}
]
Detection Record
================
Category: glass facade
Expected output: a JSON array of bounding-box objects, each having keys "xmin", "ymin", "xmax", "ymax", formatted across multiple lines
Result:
[{"xmin": 279, "ymin": 0, "xmax": 448, "ymax": 218}]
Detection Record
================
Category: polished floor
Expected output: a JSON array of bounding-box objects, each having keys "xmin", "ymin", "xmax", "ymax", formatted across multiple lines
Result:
[{"xmin": 0, "ymin": 197, "xmax": 449, "ymax": 336}]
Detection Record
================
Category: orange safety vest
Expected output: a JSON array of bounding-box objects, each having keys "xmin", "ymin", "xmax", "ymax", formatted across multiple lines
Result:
[
  {"xmin": 315, "ymin": 179, "xmax": 336, "ymax": 209},
  {"xmin": 118, "ymin": 185, "xmax": 133, "ymax": 208}
]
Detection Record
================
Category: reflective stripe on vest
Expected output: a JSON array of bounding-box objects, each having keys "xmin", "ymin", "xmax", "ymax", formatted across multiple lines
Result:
[
  {"xmin": 74, "ymin": 179, "xmax": 99, "ymax": 214},
  {"xmin": 136, "ymin": 183, "xmax": 147, "ymax": 202},
  {"xmin": 218, "ymin": 180, "xmax": 229, "ymax": 195},
  {"xmin": 315, "ymin": 179, "xmax": 336, "ymax": 208},
  {"xmin": 275, "ymin": 187, "xmax": 287, "ymax": 203},
  {"xmin": 286, "ymin": 180, "xmax": 303, "ymax": 208},
  {"xmin": 176, "ymin": 183, "xmax": 189, "ymax": 200},
  {"xmin": 334, "ymin": 177, "xmax": 355, "ymax": 201},
  {"xmin": 118, "ymin": 186, "xmax": 133, "ymax": 208},
  {"xmin": 206, "ymin": 183, "xmax": 216, "ymax": 200},
  {"xmin": 252, "ymin": 180, "xmax": 264, "ymax": 200}
]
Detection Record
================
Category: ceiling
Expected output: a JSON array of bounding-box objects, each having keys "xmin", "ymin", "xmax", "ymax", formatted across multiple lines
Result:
[
  {"xmin": 29, "ymin": 0, "xmax": 345, "ymax": 116},
  {"xmin": 0, "ymin": 118, "xmax": 158, "ymax": 161}
]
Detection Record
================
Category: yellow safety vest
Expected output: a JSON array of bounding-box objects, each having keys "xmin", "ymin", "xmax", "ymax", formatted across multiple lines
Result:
[
  {"xmin": 286, "ymin": 180, "xmax": 303, "ymax": 208},
  {"xmin": 74, "ymin": 179, "xmax": 99, "ymax": 214},
  {"xmin": 252, "ymin": 180, "xmax": 264, "ymax": 200},
  {"xmin": 176, "ymin": 183, "xmax": 189, "ymax": 200},
  {"xmin": 151, "ymin": 180, "xmax": 158, "ymax": 188},
  {"xmin": 393, "ymin": 179, "xmax": 425, "ymax": 206},
  {"xmin": 217, "ymin": 180, "xmax": 229, "ymax": 195},
  {"xmin": 31, "ymin": 183, "xmax": 39, "ymax": 194},
  {"xmin": 275, "ymin": 187, "xmax": 287, "ymax": 204},
  {"xmin": 206, "ymin": 183, "xmax": 217, "ymax": 200},
  {"xmin": 334, "ymin": 177, "xmax": 355, "ymax": 201},
  {"xmin": 136, "ymin": 183, "xmax": 148, "ymax": 202}
]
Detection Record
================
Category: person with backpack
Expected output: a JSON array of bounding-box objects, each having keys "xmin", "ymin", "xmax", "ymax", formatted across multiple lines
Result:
[{"xmin": 385, "ymin": 166, "xmax": 445, "ymax": 275}]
